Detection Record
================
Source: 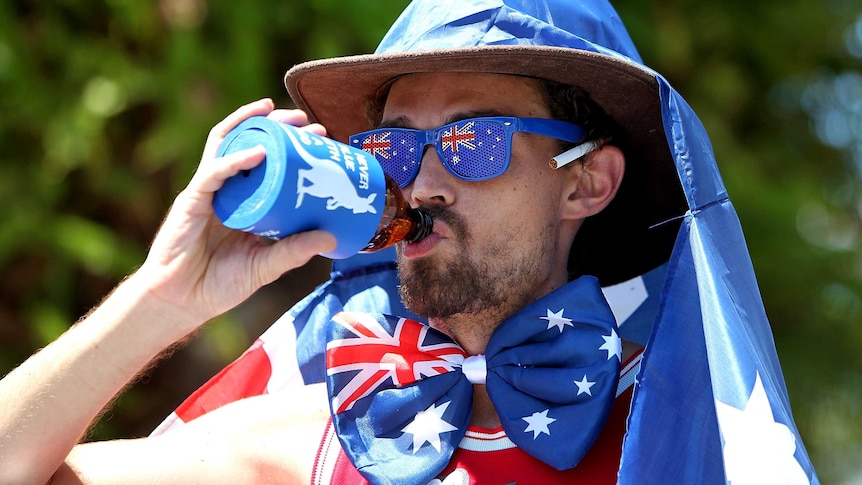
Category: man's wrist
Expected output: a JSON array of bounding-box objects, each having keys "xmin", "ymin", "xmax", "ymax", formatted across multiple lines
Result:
[{"xmin": 95, "ymin": 271, "xmax": 205, "ymax": 347}]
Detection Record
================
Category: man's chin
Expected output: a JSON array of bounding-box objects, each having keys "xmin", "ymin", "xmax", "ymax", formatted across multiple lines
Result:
[{"xmin": 397, "ymin": 254, "xmax": 499, "ymax": 319}]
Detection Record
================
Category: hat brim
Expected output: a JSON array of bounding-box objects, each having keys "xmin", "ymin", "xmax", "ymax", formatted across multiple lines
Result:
[{"xmin": 285, "ymin": 45, "xmax": 686, "ymax": 285}]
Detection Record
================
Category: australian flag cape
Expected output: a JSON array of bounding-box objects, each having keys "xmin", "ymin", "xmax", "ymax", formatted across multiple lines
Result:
[{"xmin": 153, "ymin": 1, "xmax": 819, "ymax": 483}]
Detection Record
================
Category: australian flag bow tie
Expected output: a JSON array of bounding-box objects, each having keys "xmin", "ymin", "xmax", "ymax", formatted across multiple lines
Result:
[{"xmin": 325, "ymin": 276, "xmax": 622, "ymax": 485}]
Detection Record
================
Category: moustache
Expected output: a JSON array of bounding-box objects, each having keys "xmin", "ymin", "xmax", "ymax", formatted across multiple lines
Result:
[{"xmin": 418, "ymin": 205, "xmax": 468, "ymax": 240}]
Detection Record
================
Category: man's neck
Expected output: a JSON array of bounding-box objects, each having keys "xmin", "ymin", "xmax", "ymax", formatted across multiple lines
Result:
[
  {"xmin": 470, "ymin": 385, "xmax": 501, "ymax": 429},
  {"xmin": 428, "ymin": 276, "xmax": 567, "ymax": 355},
  {"xmin": 428, "ymin": 313, "xmax": 498, "ymax": 356}
]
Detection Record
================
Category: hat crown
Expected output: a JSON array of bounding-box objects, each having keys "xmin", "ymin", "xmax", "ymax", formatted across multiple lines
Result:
[{"xmin": 376, "ymin": 0, "xmax": 643, "ymax": 64}]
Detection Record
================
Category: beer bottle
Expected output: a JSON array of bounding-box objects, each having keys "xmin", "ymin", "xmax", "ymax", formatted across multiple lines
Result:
[
  {"xmin": 363, "ymin": 175, "xmax": 433, "ymax": 252},
  {"xmin": 212, "ymin": 116, "xmax": 432, "ymax": 259}
]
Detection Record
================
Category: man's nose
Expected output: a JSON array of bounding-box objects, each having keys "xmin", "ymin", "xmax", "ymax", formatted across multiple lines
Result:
[{"xmin": 404, "ymin": 146, "xmax": 456, "ymax": 208}]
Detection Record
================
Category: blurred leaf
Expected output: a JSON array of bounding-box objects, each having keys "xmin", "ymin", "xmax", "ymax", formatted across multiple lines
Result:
[
  {"xmin": 53, "ymin": 215, "xmax": 120, "ymax": 275},
  {"xmin": 28, "ymin": 304, "xmax": 71, "ymax": 345}
]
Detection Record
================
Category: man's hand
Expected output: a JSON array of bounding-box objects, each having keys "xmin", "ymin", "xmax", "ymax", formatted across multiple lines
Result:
[{"xmin": 138, "ymin": 99, "xmax": 336, "ymax": 329}]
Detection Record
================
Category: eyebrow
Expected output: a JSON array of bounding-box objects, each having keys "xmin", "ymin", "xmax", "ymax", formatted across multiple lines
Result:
[{"xmin": 378, "ymin": 110, "xmax": 508, "ymax": 129}]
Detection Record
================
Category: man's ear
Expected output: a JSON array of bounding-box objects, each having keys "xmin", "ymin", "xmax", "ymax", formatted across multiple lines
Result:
[{"xmin": 560, "ymin": 145, "xmax": 625, "ymax": 220}]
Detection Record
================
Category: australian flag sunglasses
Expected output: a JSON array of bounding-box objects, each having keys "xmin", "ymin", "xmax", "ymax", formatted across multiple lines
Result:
[{"xmin": 349, "ymin": 117, "xmax": 587, "ymax": 188}]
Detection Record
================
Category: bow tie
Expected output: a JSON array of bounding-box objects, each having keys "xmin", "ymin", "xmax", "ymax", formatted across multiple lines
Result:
[{"xmin": 325, "ymin": 276, "xmax": 621, "ymax": 485}]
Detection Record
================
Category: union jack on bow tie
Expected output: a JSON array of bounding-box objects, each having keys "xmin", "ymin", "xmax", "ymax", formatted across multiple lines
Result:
[{"xmin": 325, "ymin": 276, "xmax": 621, "ymax": 485}]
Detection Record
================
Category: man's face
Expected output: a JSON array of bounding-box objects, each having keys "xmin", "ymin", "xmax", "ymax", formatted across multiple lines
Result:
[{"xmin": 383, "ymin": 72, "xmax": 575, "ymax": 328}]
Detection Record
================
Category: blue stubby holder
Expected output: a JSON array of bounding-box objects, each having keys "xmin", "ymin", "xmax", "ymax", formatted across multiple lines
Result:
[{"xmin": 213, "ymin": 117, "xmax": 387, "ymax": 259}]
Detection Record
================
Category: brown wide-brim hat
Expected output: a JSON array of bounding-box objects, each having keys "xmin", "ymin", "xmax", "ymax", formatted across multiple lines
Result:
[{"xmin": 285, "ymin": 43, "xmax": 687, "ymax": 288}]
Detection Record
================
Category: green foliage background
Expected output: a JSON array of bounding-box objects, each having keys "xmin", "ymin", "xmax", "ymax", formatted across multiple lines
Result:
[{"xmin": 0, "ymin": 1, "xmax": 860, "ymax": 482}]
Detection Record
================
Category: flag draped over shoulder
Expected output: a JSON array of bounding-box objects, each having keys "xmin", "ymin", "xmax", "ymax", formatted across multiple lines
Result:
[
  {"xmin": 616, "ymin": 82, "xmax": 818, "ymax": 484},
  {"xmin": 154, "ymin": 1, "xmax": 819, "ymax": 483}
]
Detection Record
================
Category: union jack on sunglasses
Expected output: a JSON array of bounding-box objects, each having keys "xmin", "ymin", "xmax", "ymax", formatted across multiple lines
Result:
[{"xmin": 349, "ymin": 117, "xmax": 587, "ymax": 188}]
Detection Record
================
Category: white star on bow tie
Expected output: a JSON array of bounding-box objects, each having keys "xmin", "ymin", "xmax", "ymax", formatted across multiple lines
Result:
[
  {"xmin": 600, "ymin": 328, "xmax": 622, "ymax": 361},
  {"xmin": 574, "ymin": 375, "xmax": 596, "ymax": 396},
  {"xmin": 540, "ymin": 308, "xmax": 574, "ymax": 332},
  {"xmin": 522, "ymin": 409, "xmax": 556, "ymax": 439},
  {"xmin": 402, "ymin": 401, "xmax": 458, "ymax": 453}
]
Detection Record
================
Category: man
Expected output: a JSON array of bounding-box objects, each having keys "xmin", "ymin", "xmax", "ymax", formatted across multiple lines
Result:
[
  {"xmin": 0, "ymin": 76, "xmax": 630, "ymax": 485},
  {"xmin": 0, "ymin": 1, "xmax": 817, "ymax": 484}
]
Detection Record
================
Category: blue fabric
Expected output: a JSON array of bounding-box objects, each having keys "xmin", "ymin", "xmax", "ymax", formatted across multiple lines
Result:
[
  {"xmin": 326, "ymin": 277, "xmax": 620, "ymax": 485},
  {"xmin": 280, "ymin": 0, "xmax": 818, "ymax": 482},
  {"xmin": 616, "ymin": 79, "xmax": 818, "ymax": 483},
  {"xmin": 377, "ymin": 0, "xmax": 642, "ymax": 62}
]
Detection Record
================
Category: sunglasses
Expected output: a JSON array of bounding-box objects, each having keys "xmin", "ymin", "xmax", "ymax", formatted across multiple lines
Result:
[{"xmin": 349, "ymin": 116, "xmax": 586, "ymax": 188}]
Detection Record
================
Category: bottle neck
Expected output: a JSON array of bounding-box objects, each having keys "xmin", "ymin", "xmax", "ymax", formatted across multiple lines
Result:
[{"xmin": 407, "ymin": 208, "xmax": 433, "ymax": 243}]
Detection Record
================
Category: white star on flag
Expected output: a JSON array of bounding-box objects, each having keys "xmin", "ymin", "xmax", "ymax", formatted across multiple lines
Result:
[
  {"xmin": 715, "ymin": 372, "xmax": 810, "ymax": 485},
  {"xmin": 522, "ymin": 409, "xmax": 556, "ymax": 439},
  {"xmin": 599, "ymin": 328, "xmax": 622, "ymax": 361},
  {"xmin": 540, "ymin": 308, "xmax": 574, "ymax": 332},
  {"xmin": 402, "ymin": 401, "xmax": 458, "ymax": 453},
  {"xmin": 574, "ymin": 375, "xmax": 596, "ymax": 396}
]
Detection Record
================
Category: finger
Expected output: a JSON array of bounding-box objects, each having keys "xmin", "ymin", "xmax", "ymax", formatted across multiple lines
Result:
[
  {"xmin": 266, "ymin": 109, "xmax": 328, "ymax": 137},
  {"xmin": 266, "ymin": 108, "xmax": 310, "ymax": 126},
  {"xmin": 259, "ymin": 230, "xmax": 337, "ymax": 281},
  {"xmin": 302, "ymin": 123, "xmax": 327, "ymax": 137},
  {"xmin": 190, "ymin": 144, "xmax": 267, "ymax": 195},
  {"xmin": 201, "ymin": 99, "xmax": 275, "ymax": 161}
]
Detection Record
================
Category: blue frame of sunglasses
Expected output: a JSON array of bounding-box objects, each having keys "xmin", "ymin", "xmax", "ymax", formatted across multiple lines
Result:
[{"xmin": 349, "ymin": 116, "xmax": 587, "ymax": 188}]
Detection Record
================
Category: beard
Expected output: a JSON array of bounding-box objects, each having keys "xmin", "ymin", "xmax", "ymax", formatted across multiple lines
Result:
[{"xmin": 397, "ymin": 205, "xmax": 551, "ymax": 320}]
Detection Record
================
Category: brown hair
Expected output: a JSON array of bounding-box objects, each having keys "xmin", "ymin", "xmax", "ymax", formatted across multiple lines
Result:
[{"xmin": 538, "ymin": 79, "xmax": 619, "ymax": 153}]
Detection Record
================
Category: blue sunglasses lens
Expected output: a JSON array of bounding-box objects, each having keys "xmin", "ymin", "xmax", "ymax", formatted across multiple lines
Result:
[
  {"xmin": 352, "ymin": 130, "xmax": 420, "ymax": 188},
  {"xmin": 439, "ymin": 120, "xmax": 508, "ymax": 181}
]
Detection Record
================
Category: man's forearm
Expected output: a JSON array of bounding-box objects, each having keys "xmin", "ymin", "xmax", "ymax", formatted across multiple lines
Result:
[{"xmin": 0, "ymin": 272, "xmax": 200, "ymax": 485}]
